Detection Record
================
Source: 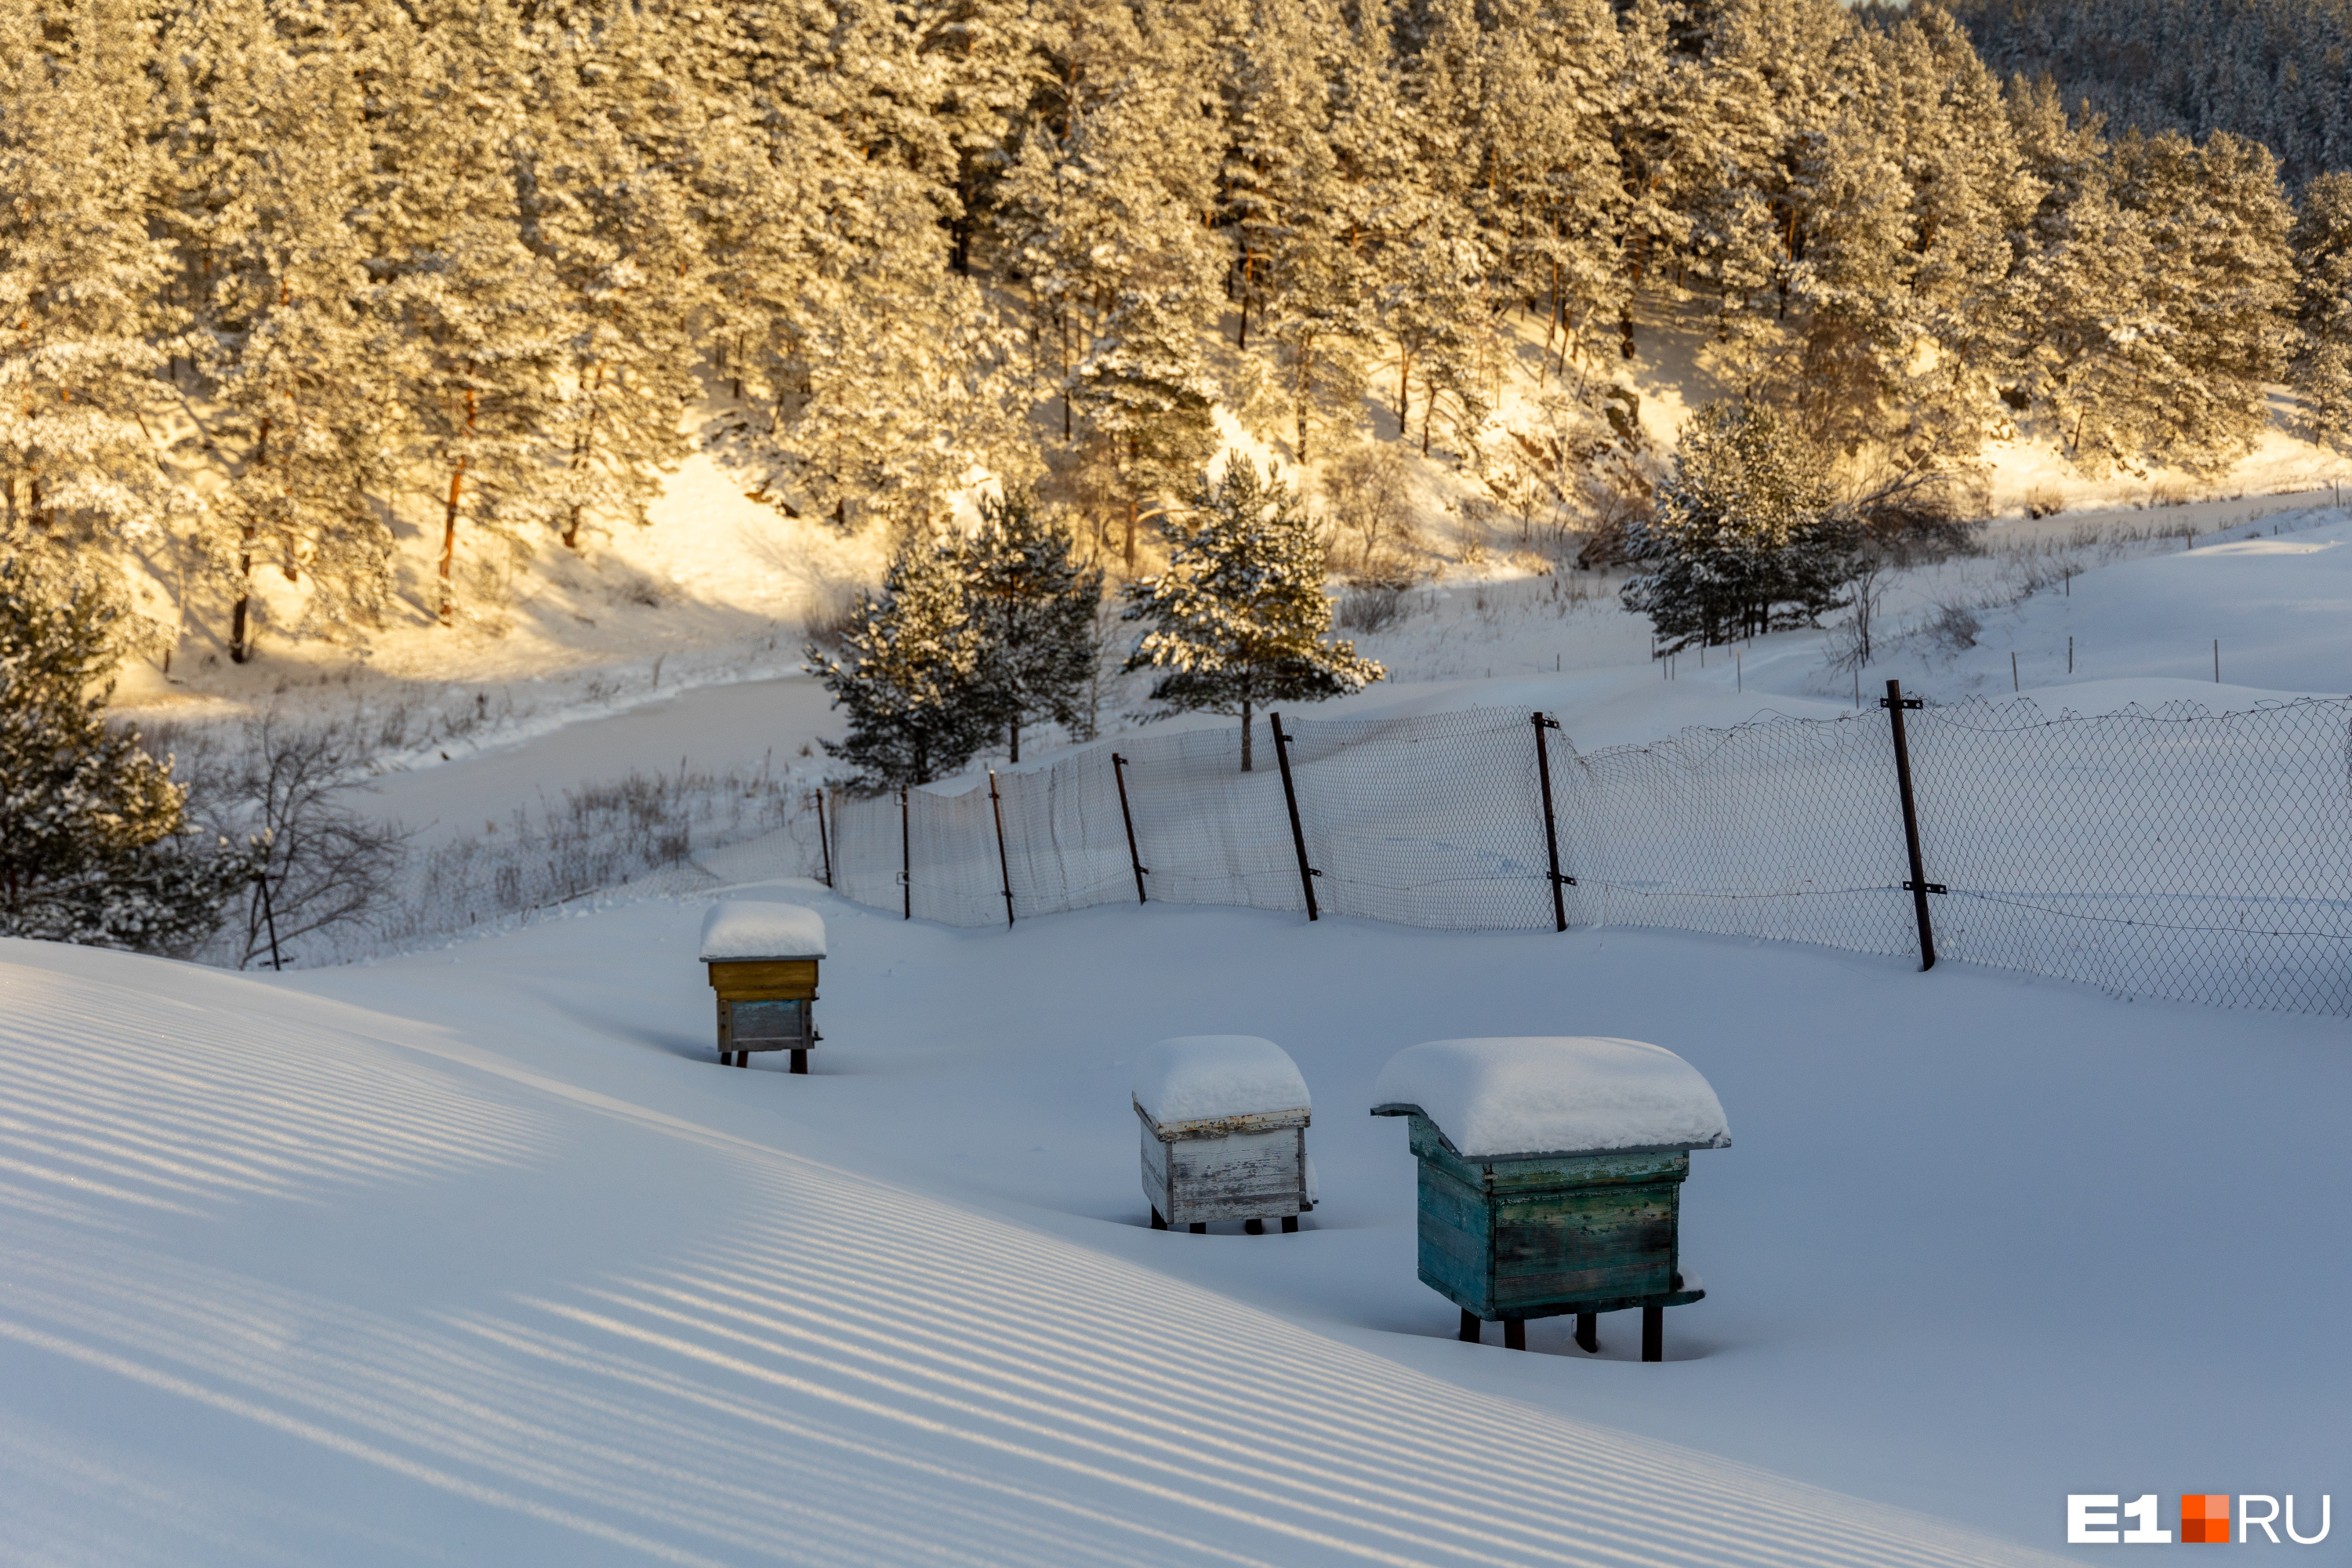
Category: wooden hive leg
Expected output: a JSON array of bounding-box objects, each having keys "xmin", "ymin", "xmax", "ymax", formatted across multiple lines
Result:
[
  {"xmin": 1641, "ymin": 1305, "xmax": 1664, "ymax": 1363},
  {"xmin": 1574, "ymin": 1312, "xmax": 1599, "ymax": 1354},
  {"xmin": 738, "ymin": 1051, "xmax": 750, "ymax": 1069},
  {"xmin": 721, "ymin": 1051, "xmax": 735, "ymax": 1067},
  {"xmin": 1188, "ymin": 1222, "xmax": 1206, "ymax": 1235},
  {"xmin": 1149, "ymin": 1208, "xmax": 1167, "ymax": 1230},
  {"xmin": 1280, "ymin": 1215, "xmax": 1298, "ymax": 1233},
  {"xmin": 1458, "ymin": 1309, "xmax": 1481, "ymax": 1344},
  {"xmin": 789, "ymin": 1049, "xmax": 807, "ymax": 1075},
  {"xmin": 1245, "ymin": 1217, "xmax": 1264, "ymax": 1235},
  {"xmin": 1503, "ymin": 1318, "xmax": 1526, "ymax": 1352}
]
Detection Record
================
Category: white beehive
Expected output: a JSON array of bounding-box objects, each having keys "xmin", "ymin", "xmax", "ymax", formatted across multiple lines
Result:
[{"xmin": 1133, "ymin": 1036, "xmax": 1314, "ymax": 1233}]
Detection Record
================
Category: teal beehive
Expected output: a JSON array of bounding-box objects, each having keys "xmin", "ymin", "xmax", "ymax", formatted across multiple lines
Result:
[{"xmin": 1372, "ymin": 1036, "xmax": 1729, "ymax": 1360}]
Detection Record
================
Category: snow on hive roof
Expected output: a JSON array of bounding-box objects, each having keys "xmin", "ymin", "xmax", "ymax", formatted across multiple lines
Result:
[
  {"xmin": 1132, "ymin": 1036, "xmax": 1310, "ymax": 1127},
  {"xmin": 1370, "ymin": 1037, "xmax": 1730, "ymax": 1159},
  {"xmin": 699, "ymin": 900, "xmax": 827, "ymax": 960}
]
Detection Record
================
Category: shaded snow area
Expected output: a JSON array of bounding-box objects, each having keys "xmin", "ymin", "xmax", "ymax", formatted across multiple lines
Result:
[
  {"xmin": 1131, "ymin": 1036, "xmax": 1311, "ymax": 1126},
  {"xmin": 1370, "ymin": 1037, "xmax": 1731, "ymax": 1157},
  {"xmin": 698, "ymin": 900, "xmax": 827, "ymax": 960},
  {"xmin": 5, "ymin": 891, "xmax": 2345, "ymax": 1564}
]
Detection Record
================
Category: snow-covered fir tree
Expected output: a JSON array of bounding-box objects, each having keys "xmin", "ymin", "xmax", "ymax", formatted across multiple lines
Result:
[
  {"xmin": 1621, "ymin": 401, "xmax": 1855, "ymax": 650},
  {"xmin": 966, "ymin": 492, "xmax": 1103, "ymax": 763},
  {"xmin": 2292, "ymin": 171, "xmax": 2352, "ymax": 448},
  {"xmin": 0, "ymin": 555, "xmax": 249, "ymax": 952},
  {"xmin": 1123, "ymin": 459, "xmax": 1383, "ymax": 771},
  {"xmin": 807, "ymin": 533, "xmax": 992, "ymax": 789},
  {"xmin": 0, "ymin": 0, "xmax": 184, "ymax": 548},
  {"xmin": 194, "ymin": 33, "xmax": 399, "ymax": 657}
]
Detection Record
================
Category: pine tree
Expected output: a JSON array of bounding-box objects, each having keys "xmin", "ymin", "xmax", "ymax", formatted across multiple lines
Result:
[
  {"xmin": 2292, "ymin": 170, "xmax": 2352, "ymax": 449},
  {"xmin": 807, "ymin": 533, "xmax": 993, "ymax": 789},
  {"xmin": 379, "ymin": 10, "xmax": 565, "ymax": 626},
  {"xmin": 1123, "ymin": 459, "xmax": 1383, "ymax": 771},
  {"xmin": 0, "ymin": 0, "xmax": 185, "ymax": 546},
  {"xmin": 0, "ymin": 555, "xmax": 250, "ymax": 953},
  {"xmin": 2007, "ymin": 79, "xmax": 2165, "ymax": 474},
  {"xmin": 1621, "ymin": 401, "xmax": 1854, "ymax": 650},
  {"xmin": 201, "ymin": 39, "xmax": 401, "ymax": 657},
  {"xmin": 966, "ymin": 491, "xmax": 1103, "ymax": 762},
  {"xmin": 1003, "ymin": 2, "xmax": 1222, "ymax": 566},
  {"xmin": 517, "ymin": 44, "xmax": 702, "ymax": 550},
  {"xmin": 2111, "ymin": 128, "xmax": 2294, "ymax": 470}
]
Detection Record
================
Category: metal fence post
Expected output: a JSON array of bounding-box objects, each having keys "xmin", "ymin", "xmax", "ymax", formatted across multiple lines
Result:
[
  {"xmin": 1880, "ymin": 679, "xmax": 1942, "ymax": 971},
  {"xmin": 1112, "ymin": 753, "xmax": 1148, "ymax": 903},
  {"xmin": 988, "ymin": 769, "xmax": 1014, "ymax": 927},
  {"xmin": 255, "ymin": 867, "xmax": 284, "ymax": 971},
  {"xmin": 1269, "ymin": 712, "xmax": 1321, "ymax": 921},
  {"xmin": 1531, "ymin": 711, "xmax": 1575, "ymax": 932},
  {"xmin": 815, "ymin": 788, "xmax": 833, "ymax": 888},
  {"xmin": 898, "ymin": 786, "xmax": 911, "ymax": 921}
]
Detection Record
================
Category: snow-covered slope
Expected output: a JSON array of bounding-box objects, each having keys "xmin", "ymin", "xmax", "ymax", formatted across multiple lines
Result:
[{"xmin": 7, "ymin": 881, "xmax": 2345, "ymax": 1563}]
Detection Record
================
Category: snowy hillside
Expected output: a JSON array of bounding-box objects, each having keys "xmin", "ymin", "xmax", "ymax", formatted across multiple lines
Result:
[{"xmin": 5, "ymin": 884, "xmax": 2343, "ymax": 1563}]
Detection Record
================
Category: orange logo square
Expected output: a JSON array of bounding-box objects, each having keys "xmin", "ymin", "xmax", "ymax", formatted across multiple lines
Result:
[{"xmin": 2181, "ymin": 1494, "xmax": 2230, "ymax": 1544}]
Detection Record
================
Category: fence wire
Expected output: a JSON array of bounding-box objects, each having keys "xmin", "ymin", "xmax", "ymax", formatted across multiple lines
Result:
[{"xmin": 807, "ymin": 696, "xmax": 2352, "ymax": 1016}]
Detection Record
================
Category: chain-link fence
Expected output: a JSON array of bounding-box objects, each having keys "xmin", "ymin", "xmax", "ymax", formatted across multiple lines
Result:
[{"xmin": 813, "ymin": 695, "xmax": 2352, "ymax": 1016}]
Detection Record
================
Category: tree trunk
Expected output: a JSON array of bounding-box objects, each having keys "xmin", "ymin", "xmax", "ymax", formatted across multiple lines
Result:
[
  {"xmin": 1124, "ymin": 493, "xmax": 1138, "ymax": 574},
  {"xmin": 1240, "ymin": 695, "xmax": 1253, "ymax": 772},
  {"xmin": 1295, "ymin": 338, "xmax": 1312, "ymax": 465},
  {"xmin": 564, "ymin": 503, "xmax": 583, "ymax": 550},
  {"xmin": 230, "ymin": 417, "xmax": 271, "ymax": 662},
  {"xmin": 1397, "ymin": 347, "xmax": 1410, "ymax": 431},
  {"xmin": 440, "ymin": 390, "xmax": 475, "ymax": 626},
  {"xmin": 1010, "ymin": 720, "xmax": 1020, "ymax": 764},
  {"xmin": 440, "ymin": 458, "xmax": 466, "ymax": 626}
]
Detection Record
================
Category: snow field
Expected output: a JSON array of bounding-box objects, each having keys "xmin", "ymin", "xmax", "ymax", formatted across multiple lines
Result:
[{"xmin": 8, "ymin": 872, "xmax": 2347, "ymax": 1562}]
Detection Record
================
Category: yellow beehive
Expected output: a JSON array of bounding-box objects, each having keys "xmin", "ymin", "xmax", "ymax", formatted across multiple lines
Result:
[{"xmin": 699, "ymin": 902, "xmax": 826, "ymax": 1074}]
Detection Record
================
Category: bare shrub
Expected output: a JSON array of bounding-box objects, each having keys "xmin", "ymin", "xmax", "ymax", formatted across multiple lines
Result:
[
  {"xmin": 1321, "ymin": 442, "xmax": 1415, "ymax": 572},
  {"xmin": 1826, "ymin": 561, "xmax": 1891, "ymax": 671},
  {"xmin": 162, "ymin": 710, "xmax": 412, "ymax": 969},
  {"xmin": 1922, "ymin": 601, "xmax": 1981, "ymax": 658},
  {"xmin": 800, "ymin": 586, "xmax": 865, "ymax": 653},
  {"xmin": 2023, "ymin": 487, "xmax": 2066, "ymax": 519},
  {"xmin": 1336, "ymin": 580, "xmax": 1408, "ymax": 632}
]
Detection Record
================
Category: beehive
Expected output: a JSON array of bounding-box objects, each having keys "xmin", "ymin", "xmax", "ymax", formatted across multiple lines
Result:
[
  {"xmin": 1133, "ymin": 1036, "xmax": 1314, "ymax": 1234},
  {"xmin": 1372, "ymin": 1036, "xmax": 1729, "ymax": 1359},
  {"xmin": 699, "ymin": 902, "xmax": 826, "ymax": 1073}
]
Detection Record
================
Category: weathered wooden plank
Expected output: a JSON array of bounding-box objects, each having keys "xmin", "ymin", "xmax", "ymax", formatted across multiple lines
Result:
[
  {"xmin": 708, "ymin": 959, "xmax": 818, "ymax": 998},
  {"xmin": 1140, "ymin": 1109, "xmax": 1307, "ymax": 1225},
  {"xmin": 1399, "ymin": 1111, "xmax": 1705, "ymax": 1321},
  {"xmin": 1139, "ymin": 1127, "xmax": 1171, "ymax": 1219},
  {"xmin": 1415, "ymin": 1163, "xmax": 1495, "ymax": 1315},
  {"xmin": 1135, "ymin": 1102, "xmax": 1310, "ymax": 1142}
]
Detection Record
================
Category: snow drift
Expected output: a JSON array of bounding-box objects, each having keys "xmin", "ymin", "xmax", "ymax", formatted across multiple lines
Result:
[
  {"xmin": 0, "ymin": 937, "xmax": 2050, "ymax": 1566},
  {"xmin": 1372, "ymin": 1037, "xmax": 1733, "ymax": 1157}
]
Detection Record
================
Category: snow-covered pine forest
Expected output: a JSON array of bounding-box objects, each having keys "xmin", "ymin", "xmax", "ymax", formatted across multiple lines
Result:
[
  {"xmin": 15, "ymin": 0, "xmax": 2352, "ymax": 672},
  {"xmin": 1948, "ymin": 0, "xmax": 2352, "ymax": 191}
]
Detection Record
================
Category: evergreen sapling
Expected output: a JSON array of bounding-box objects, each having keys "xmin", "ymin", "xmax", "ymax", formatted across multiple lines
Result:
[
  {"xmin": 1123, "ymin": 459, "xmax": 1383, "ymax": 771},
  {"xmin": 808, "ymin": 533, "xmax": 992, "ymax": 789},
  {"xmin": 967, "ymin": 492, "xmax": 1103, "ymax": 763}
]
